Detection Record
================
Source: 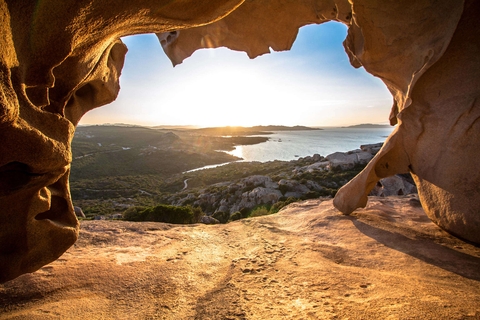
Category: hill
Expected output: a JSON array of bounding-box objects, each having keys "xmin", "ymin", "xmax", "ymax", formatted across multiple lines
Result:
[
  {"xmin": 70, "ymin": 125, "xmax": 271, "ymax": 216},
  {"xmin": 70, "ymin": 125, "xmax": 271, "ymax": 180}
]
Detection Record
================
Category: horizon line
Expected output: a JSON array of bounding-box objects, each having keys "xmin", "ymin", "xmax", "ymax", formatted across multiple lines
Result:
[{"xmin": 77, "ymin": 122, "xmax": 393, "ymax": 129}]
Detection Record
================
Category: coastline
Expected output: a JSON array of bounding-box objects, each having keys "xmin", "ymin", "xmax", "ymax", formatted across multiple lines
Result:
[
  {"xmin": 223, "ymin": 127, "xmax": 394, "ymax": 163},
  {"xmin": 182, "ymin": 127, "xmax": 395, "ymax": 172}
]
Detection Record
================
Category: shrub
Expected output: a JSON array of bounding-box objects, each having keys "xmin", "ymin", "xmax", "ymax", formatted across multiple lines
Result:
[
  {"xmin": 123, "ymin": 204, "xmax": 203, "ymax": 224},
  {"xmin": 230, "ymin": 211, "xmax": 243, "ymax": 221},
  {"xmin": 278, "ymin": 184, "xmax": 289, "ymax": 195},
  {"xmin": 302, "ymin": 190, "xmax": 320, "ymax": 200},
  {"xmin": 270, "ymin": 197, "xmax": 298, "ymax": 213},
  {"xmin": 190, "ymin": 205, "xmax": 205, "ymax": 222},
  {"xmin": 230, "ymin": 208, "xmax": 251, "ymax": 221},
  {"xmin": 240, "ymin": 207, "xmax": 250, "ymax": 217},
  {"xmin": 212, "ymin": 211, "xmax": 230, "ymax": 224},
  {"xmin": 318, "ymin": 188, "xmax": 336, "ymax": 197},
  {"xmin": 122, "ymin": 206, "xmax": 147, "ymax": 221},
  {"xmin": 250, "ymin": 206, "xmax": 270, "ymax": 217}
]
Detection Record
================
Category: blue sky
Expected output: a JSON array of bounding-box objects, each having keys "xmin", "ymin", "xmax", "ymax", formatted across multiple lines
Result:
[{"xmin": 80, "ymin": 22, "xmax": 392, "ymax": 127}]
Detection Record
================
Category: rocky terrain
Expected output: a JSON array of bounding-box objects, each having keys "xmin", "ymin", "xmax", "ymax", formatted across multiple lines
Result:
[
  {"xmin": 1, "ymin": 196, "xmax": 479, "ymax": 319},
  {"xmin": 166, "ymin": 143, "xmax": 416, "ymax": 219}
]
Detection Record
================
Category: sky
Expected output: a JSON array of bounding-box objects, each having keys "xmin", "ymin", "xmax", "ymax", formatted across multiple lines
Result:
[{"xmin": 79, "ymin": 22, "xmax": 393, "ymax": 128}]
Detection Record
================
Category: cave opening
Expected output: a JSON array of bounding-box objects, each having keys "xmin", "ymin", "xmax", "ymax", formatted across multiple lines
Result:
[
  {"xmin": 70, "ymin": 21, "xmax": 396, "ymax": 219},
  {"xmin": 79, "ymin": 21, "xmax": 392, "ymax": 130}
]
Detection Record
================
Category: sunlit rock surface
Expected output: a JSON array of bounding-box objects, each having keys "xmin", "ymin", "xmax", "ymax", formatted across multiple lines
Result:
[{"xmin": 1, "ymin": 197, "xmax": 479, "ymax": 318}]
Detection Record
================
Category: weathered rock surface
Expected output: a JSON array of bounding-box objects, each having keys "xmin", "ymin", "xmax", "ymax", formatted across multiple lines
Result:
[
  {"xmin": 1, "ymin": 197, "xmax": 479, "ymax": 319},
  {"xmin": 0, "ymin": 0, "xmax": 243, "ymax": 283}
]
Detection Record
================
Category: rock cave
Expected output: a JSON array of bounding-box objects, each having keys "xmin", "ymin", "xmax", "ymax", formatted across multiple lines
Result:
[{"xmin": 0, "ymin": 0, "xmax": 478, "ymax": 299}]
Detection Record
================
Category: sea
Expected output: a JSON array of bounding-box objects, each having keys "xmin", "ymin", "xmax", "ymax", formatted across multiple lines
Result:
[
  {"xmin": 186, "ymin": 127, "xmax": 395, "ymax": 172},
  {"xmin": 226, "ymin": 127, "xmax": 395, "ymax": 162}
]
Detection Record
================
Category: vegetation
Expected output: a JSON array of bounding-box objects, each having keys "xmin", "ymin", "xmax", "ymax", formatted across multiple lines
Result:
[
  {"xmin": 269, "ymin": 197, "xmax": 299, "ymax": 213},
  {"xmin": 212, "ymin": 211, "xmax": 230, "ymax": 224},
  {"xmin": 71, "ymin": 125, "xmax": 368, "ymax": 222},
  {"xmin": 123, "ymin": 204, "xmax": 204, "ymax": 224},
  {"xmin": 249, "ymin": 206, "xmax": 270, "ymax": 217},
  {"xmin": 244, "ymin": 197, "xmax": 300, "ymax": 219}
]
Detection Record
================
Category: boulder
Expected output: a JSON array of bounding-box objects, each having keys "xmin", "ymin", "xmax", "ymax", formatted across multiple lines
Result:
[
  {"xmin": 241, "ymin": 175, "xmax": 278, "ymax": 189},
  {"xmin": 74, "ymin": 206, "xmax": 86, "ymax": 218},
  {"xmin": 305, "ymin": 180, "xmax": 323, "ymax": 192},
  {"xmin": 326, "ymin": 152, "xmax": 360, "ymax": 170},
  {"xmin": 231, "ymin": 187, "xmax": 283, "ymax": 213},
  {"xmin": 217, "ymin": 204, "xmax": 230, "ymax": 213},
  {"xmin": 370, "ymin": 175, "xmax": 418, "ymax": 197},
  {"xmin": 326, "ymin": 151, "xmax": 374, "ymax": 170},
  {"xmin": 304, "ymin": 161, "xmax": 330, "ymax": 172},
  {"xmin": 249, "ymin": 187, "xmax": 283, "ymax": 203},
  {"xmin": 279, "ymin": 179, "xmax": 311, "ymax": 198},
  {"xmin": 360, "ymin": 143, "xmax": 383, "ymax": 154},
  {"xmin": 201, "ymin": 216, "xmax": 219, "ymax": 224},
  {"xmin": 354, "ymin": 151, "xmax": 375, "ymax": 164}
]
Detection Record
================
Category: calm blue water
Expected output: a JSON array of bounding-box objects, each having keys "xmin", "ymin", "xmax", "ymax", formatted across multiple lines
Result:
[{"xmin": 227, "ymin": 127, "xmax": 394, "ymax": 162}]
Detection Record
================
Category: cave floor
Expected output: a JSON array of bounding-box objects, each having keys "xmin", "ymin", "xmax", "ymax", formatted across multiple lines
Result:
[{"xmin": 1, "ymin": 196, "xmax": 479, "ymax": 319}]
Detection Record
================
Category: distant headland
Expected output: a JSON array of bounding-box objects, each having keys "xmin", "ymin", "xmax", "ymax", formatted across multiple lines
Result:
[
  {"xmin": 192, "ymin": 125, "xmax": 322, "ymax": 136},
  {"xmin": 343, "ymin": 123, "xmax": 392, "ymax": 128}
]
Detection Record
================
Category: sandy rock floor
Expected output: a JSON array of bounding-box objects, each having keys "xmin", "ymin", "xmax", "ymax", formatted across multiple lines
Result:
[{"xmin": 1, "ymin": 195, "xmax": 479, "ymax": 319}]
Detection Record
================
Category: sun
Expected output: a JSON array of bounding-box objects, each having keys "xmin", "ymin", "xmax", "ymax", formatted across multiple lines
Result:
[{"xmin": 175, "ymin": 64, "xmax": 282, "ymax": 127}]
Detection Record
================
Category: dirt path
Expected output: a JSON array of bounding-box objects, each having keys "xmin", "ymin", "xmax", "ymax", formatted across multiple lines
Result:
[
  {"xmin": 1, "ymin": 196, "xmax": 479, "ymax": 319},
  {"xmin": 182, "ymin": 178, "xmax": 190, "ymax": 190}
]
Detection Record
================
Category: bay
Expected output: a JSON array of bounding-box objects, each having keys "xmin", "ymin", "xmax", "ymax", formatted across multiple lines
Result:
[{"xmin": 226, "ymin": 127, "xmax": 395, "ymax": 162}]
